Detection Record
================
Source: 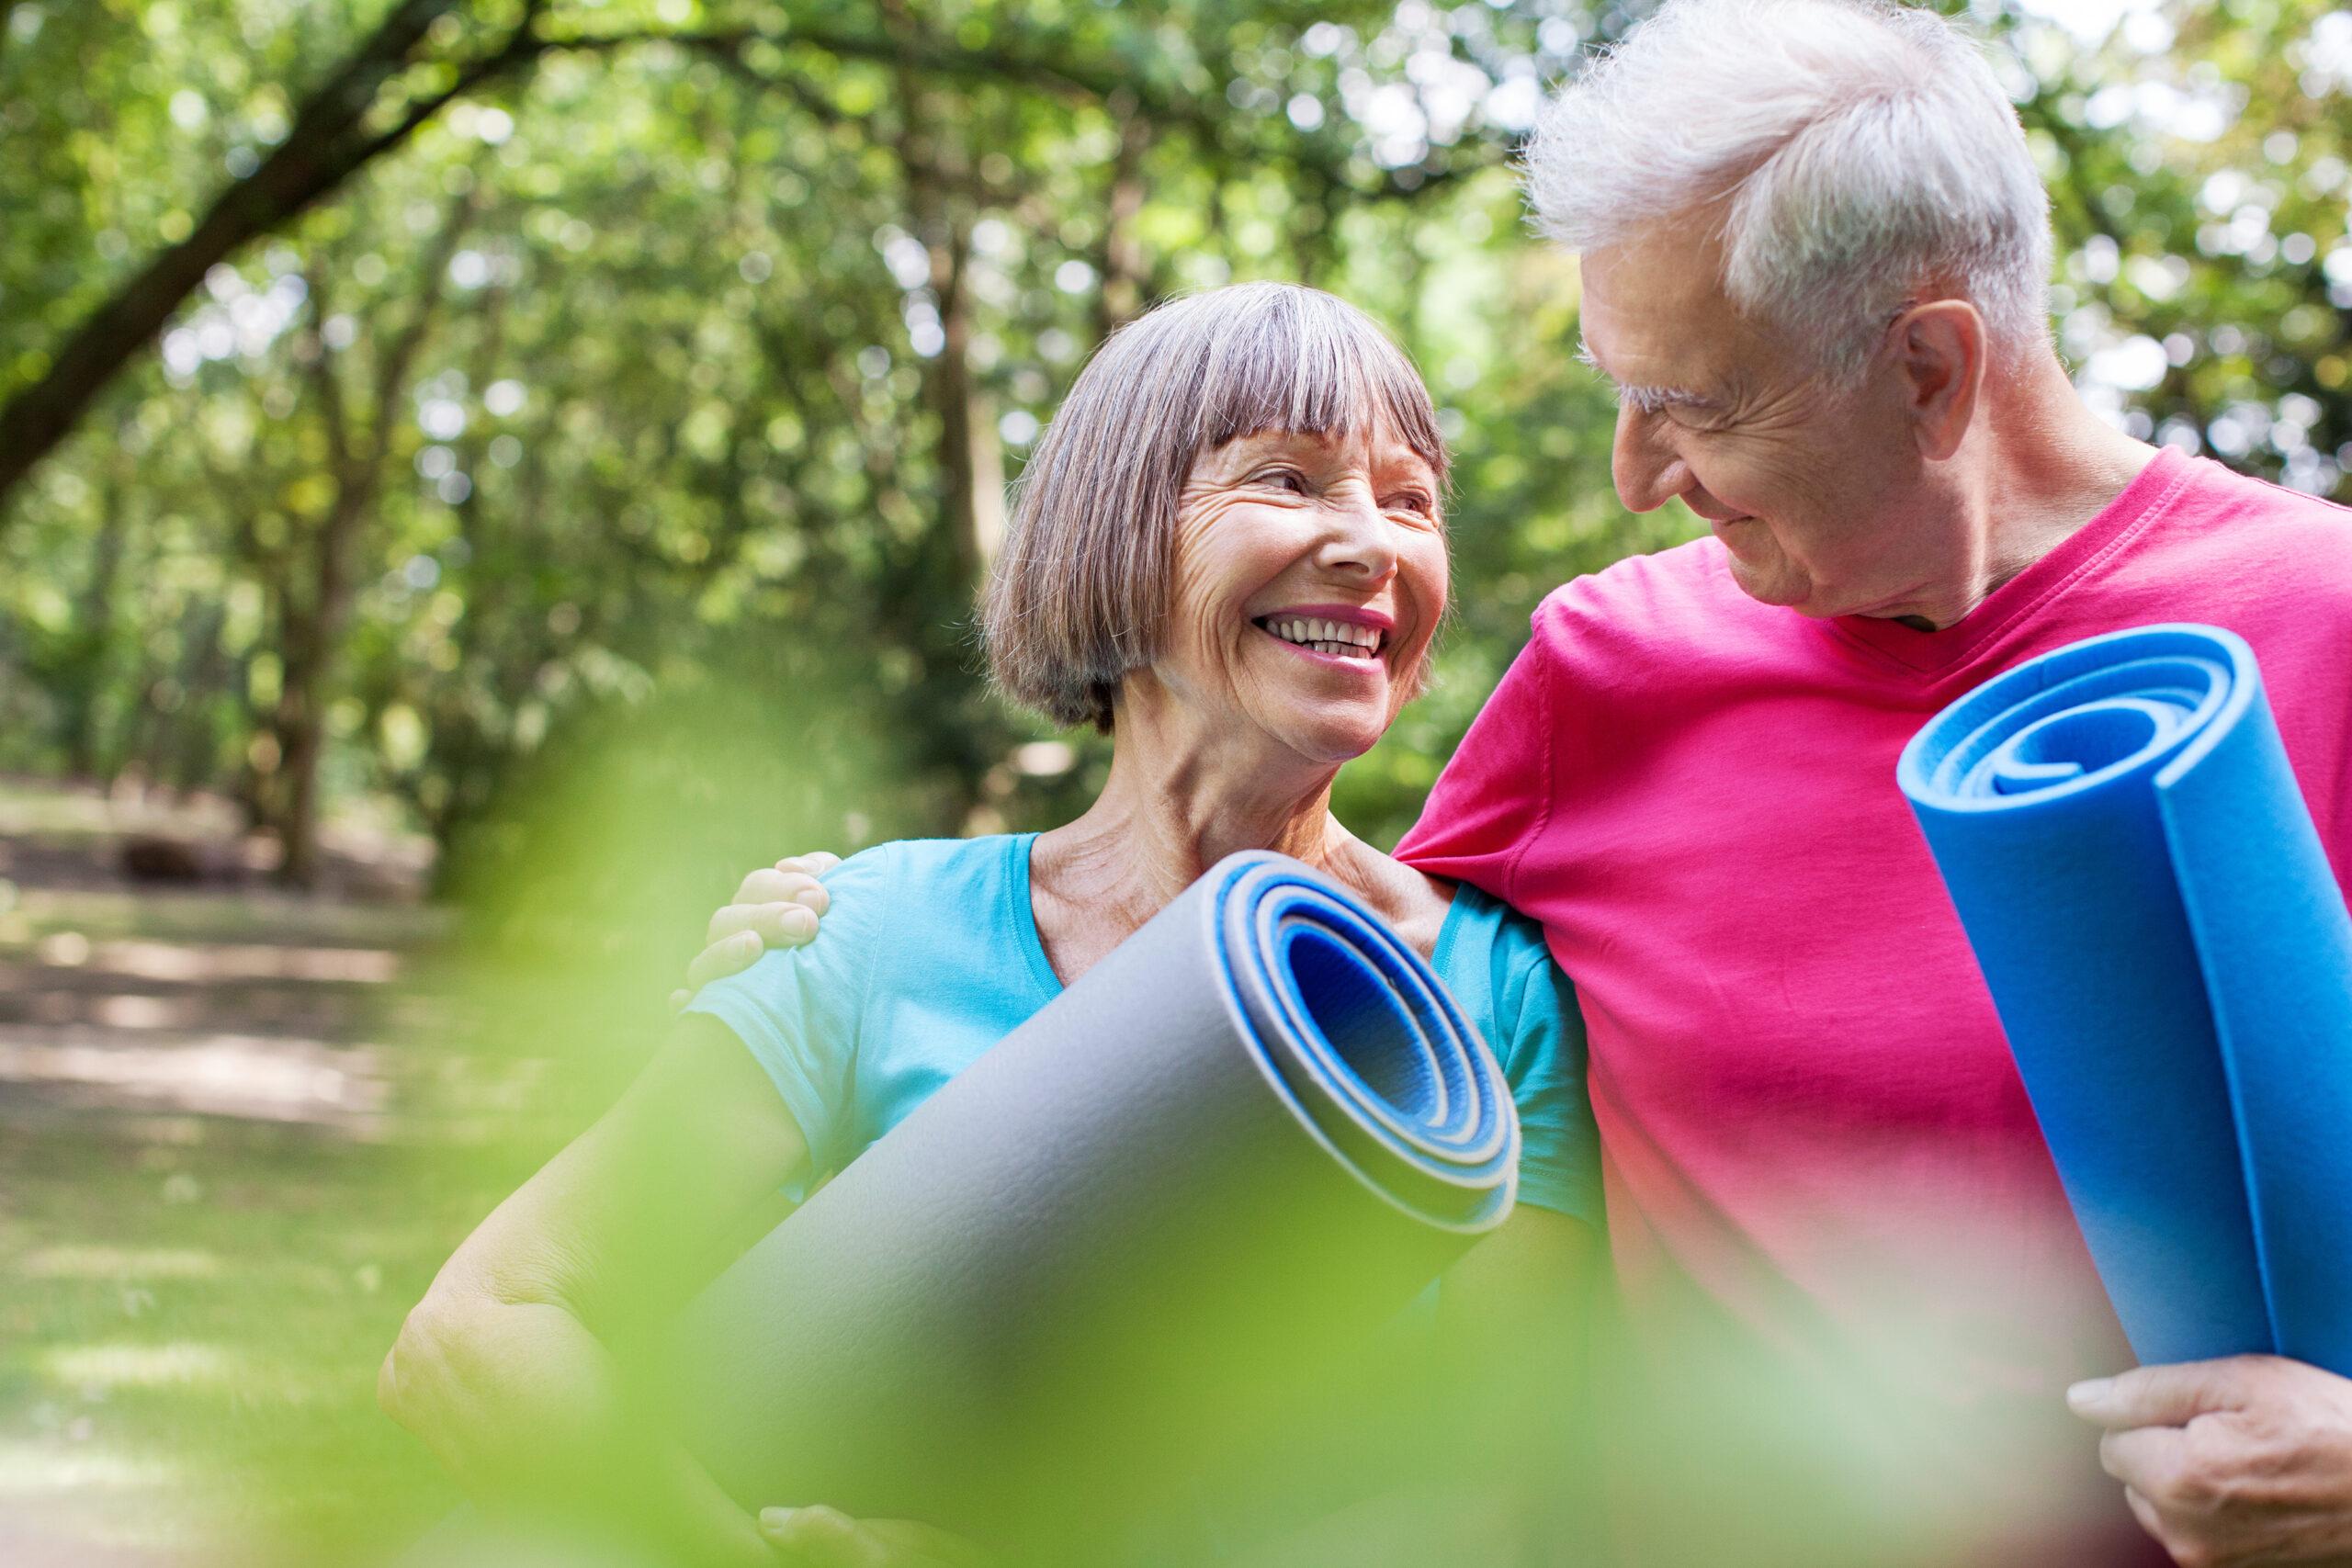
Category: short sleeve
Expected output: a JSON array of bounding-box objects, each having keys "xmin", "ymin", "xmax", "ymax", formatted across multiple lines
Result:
[
  {"xmin": 1494, "ymin": 939, "xmax": 1603, "ymax": 1227},
  {"xmin": 1392, "ymin": 599, "xmax": 1561, "ymax": 905},
  {"xmin": 682, "ymin": 845, "xmax": 894, "ymax": 1172}
]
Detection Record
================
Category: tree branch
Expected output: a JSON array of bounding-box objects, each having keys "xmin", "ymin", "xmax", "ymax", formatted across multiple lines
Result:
[
  {"xmin": 0, "ymin": 1, "xmax": 1482, "ymax": 519},
  {"xmin": 0, "ymin": 0, "xmax": 523, "ymax": 513}
]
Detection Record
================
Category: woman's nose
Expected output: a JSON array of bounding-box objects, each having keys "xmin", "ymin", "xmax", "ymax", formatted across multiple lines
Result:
[
  {"xmin": 1611, "ymin": 404, "xmax": 1695, "ymax": 514},
  {"xmin": 1317, "ymin": 490, "xmax": 1399, "ymax": 581}
]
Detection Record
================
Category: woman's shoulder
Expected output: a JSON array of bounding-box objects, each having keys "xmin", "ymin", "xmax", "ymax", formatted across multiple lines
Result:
[
  {"xmin": 701, "ymin": 834, "xmax": 1028, "ymax": 1012},
  {"xmin": 1436, "ymin": 879, "xmax": 1544, "ymax": 954},
  {"xmin": 813, "ymin": 834, "xmax": 1026, "ymax": 931},
  {"xmin": 1434, "ymin": 883, "xmax": 1574, "ymax": 1028},
  {"xmin": 837, "ymin": 833, "xmax": 1023, "ymax": 888}
]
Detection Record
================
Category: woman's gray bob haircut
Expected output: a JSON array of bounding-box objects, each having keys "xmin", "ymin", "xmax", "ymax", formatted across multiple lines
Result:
[
  {"xmin": 983, "ymin": 281, "xmax": 1447, "ymax": 733},
  {"xmin": 1526, "ymin": 0, "xmax": 2052, "ymax": 381}
]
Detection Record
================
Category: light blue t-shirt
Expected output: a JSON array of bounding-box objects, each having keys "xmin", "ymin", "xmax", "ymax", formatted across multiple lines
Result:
[{"xmin": 686, "ymin": 834, "xmax": 1601, "ymax": 1224}]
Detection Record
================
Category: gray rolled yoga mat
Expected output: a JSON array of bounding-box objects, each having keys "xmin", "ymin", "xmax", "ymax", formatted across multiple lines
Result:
[{"xmin": 662, "ymin": 851, "xmax": 1520, "ymax": 1555}]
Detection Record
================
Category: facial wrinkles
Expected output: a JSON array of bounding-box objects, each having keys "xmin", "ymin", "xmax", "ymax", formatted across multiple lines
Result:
[
  {"xmin": 1584, "ymin": 229, "xmax": 1740, "ymax": 402},
  {"xmin": 1163, "ymin": 428, "xmax": 1442, "ymax": 743},
  {"xmin": 1587, "ymin": 222, "xmax": 1968, "ymax": 620},
  {"xmin": 1164, "ymin": 481, "xmax": 1270, "ymax": 705}
]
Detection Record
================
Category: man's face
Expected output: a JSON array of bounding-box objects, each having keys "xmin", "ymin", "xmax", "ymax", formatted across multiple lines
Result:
[{"xmin": 1577, "ymin": 213, "xmax": 1943, "ymax": 620}]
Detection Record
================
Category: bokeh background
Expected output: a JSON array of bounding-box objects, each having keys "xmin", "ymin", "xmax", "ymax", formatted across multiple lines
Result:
[{"xmin": 2, "ymin": 1, "xmax": 2349, "ymax": 1562}]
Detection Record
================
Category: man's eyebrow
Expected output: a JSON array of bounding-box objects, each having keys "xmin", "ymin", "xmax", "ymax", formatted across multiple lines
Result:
[{"xmin": 1574, "ymin": 335, "xmax": 1717, "ymax": 415}]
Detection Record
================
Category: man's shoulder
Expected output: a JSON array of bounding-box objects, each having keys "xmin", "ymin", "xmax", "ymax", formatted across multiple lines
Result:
[
  {"xmin": 2170, "ymin": 456, "xmax": 2352, "ymax": 561},
  {"xmin": 2123, "ymin": 456, "xmax": 2352, "ymax": 626},
  {"xmin": 1539, "ymin": 535, "xmax": 1724, "ymax": 611},
  {"xmin": 1526, "ymin": 536, "xmax": 1772, "ymax": 667}
]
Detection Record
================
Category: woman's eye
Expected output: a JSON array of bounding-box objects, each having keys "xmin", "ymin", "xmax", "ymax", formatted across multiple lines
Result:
[
  {"xmin": 1387, "ymin": 491, "xmax": 1435, "ymax": 518},
  {"xmin": 1256, "ymin": 468, "xmax": 1310, "ymax": 493}
]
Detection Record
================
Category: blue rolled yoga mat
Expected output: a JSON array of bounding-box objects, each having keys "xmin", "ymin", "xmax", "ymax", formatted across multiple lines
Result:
[
  {"xmin": 664, "ymin": 851, "xmax": 1519, "ymax": 1554},
  {"xmin": 1899, "ymin": 624, "xmax": 2352, "ymax": 1373}
]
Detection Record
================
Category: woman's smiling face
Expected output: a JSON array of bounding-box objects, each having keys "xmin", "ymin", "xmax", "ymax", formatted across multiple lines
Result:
[{"xmin": 1149, "ymin": 418, "xmax": 1447, "ymax": 766}]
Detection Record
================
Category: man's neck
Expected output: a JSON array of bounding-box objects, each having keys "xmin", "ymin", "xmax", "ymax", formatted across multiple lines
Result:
[{"xmin": 1899, "ymin": 355, "xmax": 2160, "ymax": 630}]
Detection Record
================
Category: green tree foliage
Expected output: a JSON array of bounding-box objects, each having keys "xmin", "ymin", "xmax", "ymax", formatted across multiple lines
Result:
[{"xmin": 1, "ymin": 0, "xmax": 2347, "ymax": 889}]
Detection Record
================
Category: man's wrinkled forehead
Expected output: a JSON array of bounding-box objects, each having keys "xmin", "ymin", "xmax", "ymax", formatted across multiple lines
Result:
[{"xmin": 1576, "ymin": 224, "xmax": 1750, "ymax": 409}]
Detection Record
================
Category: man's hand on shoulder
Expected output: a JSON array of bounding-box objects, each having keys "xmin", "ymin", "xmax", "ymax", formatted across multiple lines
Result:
[
  {"xmin": 2071, "ymin": 1353, "xmax": 2352, "ymax": 1567},
  {"xmin": 669, "ymin": 854, "xmax": 842, "ymax": 1011}
]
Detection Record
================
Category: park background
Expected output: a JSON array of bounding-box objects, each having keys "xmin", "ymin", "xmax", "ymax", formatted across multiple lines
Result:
[{"xmin": 2, "ymin": 0, "xmax": 2350, "ymax": 1562}]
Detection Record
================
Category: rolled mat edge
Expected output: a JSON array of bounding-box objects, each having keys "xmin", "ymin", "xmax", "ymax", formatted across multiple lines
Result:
[{"xmin": 1898, "ymin": 623, "xmax": 2352, "ymax": 1372}]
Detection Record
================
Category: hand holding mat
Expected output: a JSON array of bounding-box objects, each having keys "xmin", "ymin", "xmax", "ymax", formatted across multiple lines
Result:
[
  {"xmin": 1899, "ymin": 624, "xmax": 2352, "ymax": 1374},
  {"xmin": 660, "ymin": 852, "xmax": 1520, "ymax": 1558}
]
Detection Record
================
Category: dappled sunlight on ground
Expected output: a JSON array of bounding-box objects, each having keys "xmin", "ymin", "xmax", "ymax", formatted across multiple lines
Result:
[
  {"xmin": 23, "ymin": 938, "xmax": 404, "ymax": 986},
  {"xmin": 0, "ymin": 1032, "xmax": 390, "ymax": 1132},
  {"xmin": 16, "ymin": 1249, "xmax": 224, "ymax": 1283},
  {"xmin": 39, "ymin": 1345, "xmax": 245, "ymax": 1397}
]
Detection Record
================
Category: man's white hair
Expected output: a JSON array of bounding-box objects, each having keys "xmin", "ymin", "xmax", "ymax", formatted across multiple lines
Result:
[{"xmin": 1527, "ymin": 0, "xmax": 2052, "ymax": 381}]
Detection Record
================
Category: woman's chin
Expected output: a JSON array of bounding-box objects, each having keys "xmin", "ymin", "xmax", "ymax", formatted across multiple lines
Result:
[{"xmin": 1271, "ymin": 714, "xmax": 1388, "ymax": 768}]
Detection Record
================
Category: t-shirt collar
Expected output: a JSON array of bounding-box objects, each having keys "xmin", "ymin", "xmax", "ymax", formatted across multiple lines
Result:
[{"xmin": 1823, "ymin": 444, "xmax": 2190, "ymax": 675}]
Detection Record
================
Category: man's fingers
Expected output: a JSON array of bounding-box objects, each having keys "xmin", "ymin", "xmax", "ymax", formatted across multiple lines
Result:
[
  {"xmin": 777, "ymin": 852, "xmax": 842, "ymax": 876},
  {"xmin": 684, "ymin": 930, "xmax": 763, "ymax": 991},
  {"xmin": 733, "ymin": 868, "xmax": 831, "ymax": 913},
  {"xmin": 2070, "ymin": 1356, "xmax": 2277, "ymax": 1429},
  {"xmin": 2121, "ymin": 1486, "xmax": 2167, "ymax": 1544},
  {"xmin": 707, "ymin": 900, "xmax": 820, "ymax": 951},
  {"xmin": 2098, "ymin": 1425, "xmax": 2188, "ymax": 1495}
]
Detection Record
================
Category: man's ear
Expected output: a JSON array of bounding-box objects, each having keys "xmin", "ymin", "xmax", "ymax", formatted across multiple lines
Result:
[{"xmin": 1894, "ymin": 299, "xmax": 1985, "ymax": 462}]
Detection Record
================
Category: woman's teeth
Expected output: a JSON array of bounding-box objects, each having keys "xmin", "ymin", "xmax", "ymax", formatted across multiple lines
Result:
[{"xmin": 1260, "ymin": 615, "xmax": 1384, "ymax": 660}]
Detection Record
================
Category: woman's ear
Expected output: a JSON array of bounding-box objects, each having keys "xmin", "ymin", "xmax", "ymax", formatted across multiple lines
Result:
[{"xmin": 1894, "ymin": 299, "xmax": 1986, "ymax": 463}]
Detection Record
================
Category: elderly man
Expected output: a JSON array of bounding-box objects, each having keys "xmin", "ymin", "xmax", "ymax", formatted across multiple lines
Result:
[{"xmin": 1392, "ymin": 0, "xmax": 2352, "ymax": 1563}]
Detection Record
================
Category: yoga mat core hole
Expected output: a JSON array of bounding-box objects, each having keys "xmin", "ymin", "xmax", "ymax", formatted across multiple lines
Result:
[
  {"xmin": 1994, "ymin": 705, "xmax": 2167, "ymax": 794},
  {"xmin": 1281, "ymin": 926, "xmax": 1437, "ymax": 1119}
]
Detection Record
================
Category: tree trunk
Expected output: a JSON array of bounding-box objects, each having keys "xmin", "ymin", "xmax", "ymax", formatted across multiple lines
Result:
[
  {"xmin": 160, "ymin": 601, "xmax": 235, "ymax": 800},
  {"xmin": 264, "ymin": 190, "xmax": 475, "ymax": 887},
  {"xmin": 1096, "ymin": 107, "xmax": 1153, "ymax": 338},
  {"xmin": 61, "ymin": 484, "xmax": 130, "ymax": 779},
  {"xmin": 929, "ymin": 220, "xmax": 997, "ymax": 577},
  {"xmin": 270, "ymin": 480, "xmax": 372, "ymax": 888}
]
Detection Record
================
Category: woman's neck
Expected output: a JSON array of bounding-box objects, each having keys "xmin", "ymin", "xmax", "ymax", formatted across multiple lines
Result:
[{"xmin": 1037, "ymin": 732, "xmax": 1349, "ymax": 931}]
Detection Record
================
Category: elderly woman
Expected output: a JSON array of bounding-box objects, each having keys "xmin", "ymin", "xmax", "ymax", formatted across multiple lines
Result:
[{"xmin": 379, "ymin": 283, "xmax": 1600, "ymax": 1567}]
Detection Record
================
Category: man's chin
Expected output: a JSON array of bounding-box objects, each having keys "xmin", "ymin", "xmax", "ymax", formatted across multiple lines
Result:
[{"xmin": 1721, "ymin": 551, "xmax": 1820, "ymax": 615}]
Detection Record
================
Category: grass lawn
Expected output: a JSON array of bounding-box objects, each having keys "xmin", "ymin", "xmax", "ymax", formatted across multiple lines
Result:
[
  {"xmin": 0, "ymin": 1111, "xmax": 513, "ymax": 1562},
  {"xmin": 0, "ymin": 781, "xmax": 552, "ymax": 1565}
]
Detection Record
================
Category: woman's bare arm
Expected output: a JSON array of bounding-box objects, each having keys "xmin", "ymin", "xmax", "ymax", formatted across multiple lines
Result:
[
  {"xmin": 1437, "ymin": 1206, "xmax": 1597, "ymax": 1429},
  {"xmin": 380, "ymin": 1014, "xmax": 808, "ymax": 1565}
]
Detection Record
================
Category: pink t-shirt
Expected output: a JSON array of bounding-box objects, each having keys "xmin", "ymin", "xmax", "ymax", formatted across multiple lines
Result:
[{"xmin": 1396, "ymin": 446, "xmax": 2352, "ymax": 1564}]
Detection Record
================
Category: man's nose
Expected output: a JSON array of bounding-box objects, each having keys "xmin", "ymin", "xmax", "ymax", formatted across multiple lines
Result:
[{"xmin": 1611, "ymin": 404, "xmax": 1694, "ymax": 514}]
